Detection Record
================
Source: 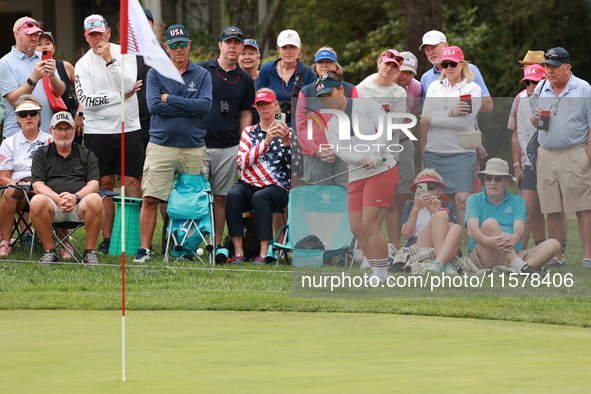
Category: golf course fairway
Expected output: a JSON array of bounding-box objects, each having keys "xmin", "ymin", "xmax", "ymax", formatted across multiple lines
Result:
[{"xmin": 1, "ymin": 310, "xmax": 589, "ymax": 392}]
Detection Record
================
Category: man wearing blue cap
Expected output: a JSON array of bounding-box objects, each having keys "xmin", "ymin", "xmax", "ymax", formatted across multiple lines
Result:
[
  {"xmin": 198, "ymin": 26, "xmax": 255, "ymax": 246},
  {"xmin": 134, "ymin": 24, "xmax": 212, "ymax": 263},
  {"xmin": 530, "ymin": 47, "xmax": 591, "ymax": 269}
]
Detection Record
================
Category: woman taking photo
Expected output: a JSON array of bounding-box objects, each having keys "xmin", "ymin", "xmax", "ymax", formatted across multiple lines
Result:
[
  {"xmin": 225, "ymin": 89, "xmax": 291, "ymax": 264},
  {"xmin": 257, "ymin": 29, "xmax": 316, "ymax": 126},
  {"xmin": 420, "ymin": 45, "xmax": 481, "ymax": 231}
]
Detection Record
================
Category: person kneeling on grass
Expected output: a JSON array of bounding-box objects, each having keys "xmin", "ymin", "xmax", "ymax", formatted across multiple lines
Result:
[
  {"xmin": 29, "ymin": 111, "xmax": 104, "ymax": 265},
  {"xmin": 465, "ymin": 158, "xmax": 560, "ymax": 274},
  {"xmin": 225, "ymin": 89, "xmax": 291, "ymax": 265},
  {"xmin": 400, "ymin": 169, "xmax": 462, "ymax": 275}
]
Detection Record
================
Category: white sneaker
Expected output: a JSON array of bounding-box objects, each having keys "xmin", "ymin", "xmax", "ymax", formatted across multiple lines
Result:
[{"xmin": 133, "ymin": 248, "xmax": 151, "ymax": 263}]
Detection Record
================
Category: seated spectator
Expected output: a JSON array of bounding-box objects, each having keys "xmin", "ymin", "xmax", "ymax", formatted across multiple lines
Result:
[
  {"xmin": 225, "ymin": 89, "xmax": 291, "ymax": 264},
  {"xmin": 400, "ymin": 169, "xmax": 462, "ymax": 274},
  {"xmin": 0, "ymin": 95, "xmax": 52, "ymax": 256},
  {"xmin": 465, "ymin": 158, "xmax": 560, "ymax": 274},
  {"xmin": 29, "ymin": 111, "xmax": 104, "ymax": 265}
]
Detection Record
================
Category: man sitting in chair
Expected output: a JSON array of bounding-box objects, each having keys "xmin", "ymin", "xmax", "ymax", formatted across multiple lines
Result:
[{"xmin": 30, "ymin": 111, "xmax": 104, "ymax": 265}]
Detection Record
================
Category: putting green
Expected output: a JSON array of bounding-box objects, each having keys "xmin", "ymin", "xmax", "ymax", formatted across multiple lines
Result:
[{"xmin": 1, "ymin": 310, "xmax": 589, "ymax": 393}]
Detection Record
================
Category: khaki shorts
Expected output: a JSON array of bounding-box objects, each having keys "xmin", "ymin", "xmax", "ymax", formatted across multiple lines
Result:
[
  {"xmin": 205, "ymin": 146, "xmax": 239, "ymax": 196},
  {"xmin": 468, "ymin": 248, "xmax": 530, "ymax": 269},
  {"xmin": 46, "ymin": 197, "xmax": 83, "ymax": 223},
  {"xmin": 141, "ymin": 143, "xmax": 206, "ymax": 201},
  {"xmin": 537, "ymin": 143, "xmax": 591, "ymax": 214}
]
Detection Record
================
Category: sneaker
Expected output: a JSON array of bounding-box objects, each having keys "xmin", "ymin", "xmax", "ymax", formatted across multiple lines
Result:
[
  {"xmin": 230, "ymin": 255, "xmax": 244, "ymax": 264},
  {"xmin": 443, "ymin": 262, "xmax": 458, "ymax": 275},
  {"xmin": 133, "ymin": 248, "xmax": 152, "ymax": 263},
  {"xmin": 82, "ymin": 250, "xmax": 99, "ymax": 266},
  {"xmin": 360, "ymin": 256, "xmax": 370, "ymax": 269},
  {"xmin": 39, "ymin": 249, "xmax": 59, "ymax": 264},
  {"xmin": 98, "ymin": 238, "xmax": 111, "ymax": 254},
  {"xmin": 546, "ymin": 257, "xmax": 565, "ymax": 268},
  {"xmin": 388, "ymin": 243, "xmax": 397, "ymax": 260},
  {"xmin": 521, "ymin": 264, "xmax": 547, "ymax": 277},
  {"xmin": 252, "ymin": 255, "xmax": 265, "ymax": 265},
  {"xmin": 0, "ymin": 240, "xmax": 11, "ymax": 257},
  {"xmin": 582, "ymin": 258, "xmax": 591, "ymax": 269},
  {"xmin": 424, "ymin": 261, "xmax": 444, "ymax": 274}
]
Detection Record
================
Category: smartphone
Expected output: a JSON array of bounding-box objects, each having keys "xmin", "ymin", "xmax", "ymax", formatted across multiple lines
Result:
[
  {"xmin": 416, "ymin": 183, "xmax": 428, "ymax": 197},
  {"xmin": 42, "ymin": 50, "xmax": 52, "ymax": 61},
  {"xmin": 274, "ymin": 112, "xmax": 286, "ymax": 127}
]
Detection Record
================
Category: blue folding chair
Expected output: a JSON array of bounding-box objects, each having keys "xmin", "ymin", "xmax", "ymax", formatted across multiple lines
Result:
[{"xmin": 273, "ymin": 185, "xmax": 356, "ymax": 267}]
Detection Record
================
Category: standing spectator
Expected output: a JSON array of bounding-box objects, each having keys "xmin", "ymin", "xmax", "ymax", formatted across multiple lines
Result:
[
  {"xmin": 357, "ymin": 49, "xmax": 406, "ymax": 249},
  {"xmin": 134, "ymin": 24, "xmax": 212, "ymax": 263},
  {"xmin": 531, "ymin": 47, "xmax": 591, "ymax": 269},
  {"xmin": 75, "ymin": 14, "xmax": 143, "ymax": 254},
  {"xmin": 0, "ymin": 95, "xmax": 52, "ymax": 257},
  {"xmin": 198, "ymin": 26, "xmax": 255, "ymax": 246},
  {"xmin": 420, "ymin": 46, "xmax": 482, "ymax": 234},
  {"xmin": 238, "ymin": 39, "xmax": 261, "ymax": 126},
  {"xmin": 257, "ymin": 29, "xmax": 316, "ymax": 126},
  {"xmin": 136, "ymin": 8, "xmax": 158, "ymax": 151},
  {"xmin": 0, "ymin": 16, "xmax": 65, "ymax": 139},
  {"xmin": 36, "ymin": 32, "xmax": 84, "ymax": 143},
  {"xmin": 296, "ymin": 48, "xmax": 358, "ymax": 187},
  {"xmin": 507, "ymin": 64, "xmax": 567, "ymax": 257},
  {"xmin": 465, "ymin": 158, "xmax": 560, "ymax": 273}
]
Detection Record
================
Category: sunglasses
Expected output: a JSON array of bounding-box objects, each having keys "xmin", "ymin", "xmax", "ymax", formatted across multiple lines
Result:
[
  {"xmin": 544, "ymin": 51, "xmax": 566, "ymax": 61},
  {"xmin": 484, "ymin": 175, "xmax": 506, "ymax": 183},
  {"xmin": 441, "ymin": 61, "xmax": 459, "ymax": 69},
  {"xmin": 168, "ymin": 41, "xmax": 189, "ymax": 50},
  {"xmin": 523, "ymin": 80, "xmax": 540, "ymax": 87},
  {"xmin": 221, "ymin": 28, "xmax": 244, "ymax": 42},
  {"xmin": 315, "ymin": 73, "xmax": 339, "ymax": 85},
  {"xmin": 16, "ymin": 110, "xmax": 40, "ymax": 118},
  {"xmin": 84, "ymin": 20, "xmax": 107, "ymax": 31},
  {"xmin": 381, "ymin": 51, "xmax": 403, "ymax": 63},
  {"xmin": 52, "ymin": 126, "xmax": 73, "ymax": 133},
  {"xmin": 19, "ymin": 20, "xmax": 43, "ymax": 30}
]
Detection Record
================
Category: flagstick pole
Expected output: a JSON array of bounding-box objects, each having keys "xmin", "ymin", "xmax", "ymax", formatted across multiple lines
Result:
[{"xmin": 120, "ymin": 0, "xmax": 128, "ymax": 383}]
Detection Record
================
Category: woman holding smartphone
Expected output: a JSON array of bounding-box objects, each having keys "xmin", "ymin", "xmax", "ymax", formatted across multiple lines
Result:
[
  {"xmin": 225, "ymin": 89, "xmax": 291, "ymax": 265},
  {"xmin": 400, "ymin": 169, "xmax": 462, "ymax": 274}
]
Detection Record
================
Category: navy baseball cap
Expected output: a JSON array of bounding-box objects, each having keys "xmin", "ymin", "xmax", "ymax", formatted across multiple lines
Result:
[
  {"xmin": 542, "ymin": 47, "xmax": 570, "ymax": 66},
  {"xmin": 165, "ymin": 24, "xmax": 189, "ymax": 44},
  {"xmin": 143, "ymin": 8, "xmax": 154, "ymax": 23},
  {"xmin": 314, "ymin": 73, "xmax": 342, "ymax": 96},
  {"xmin": 220, "ymin": 26, "xmax": 244, "ymax": 42}
]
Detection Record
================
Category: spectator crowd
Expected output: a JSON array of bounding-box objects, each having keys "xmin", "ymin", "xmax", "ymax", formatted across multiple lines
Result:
[{"xmin": 0, "ymin": 13, "xmax": 590, "ymax": 277}]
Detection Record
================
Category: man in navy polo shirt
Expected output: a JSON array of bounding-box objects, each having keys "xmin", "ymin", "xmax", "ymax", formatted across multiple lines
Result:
[
  {"xmin": 198, "ymin": 26, "xmax": 255, "ymax": 246},
  {"xmin": 464, "ymin": 158, "xmax": 560, "ymax": 273}
]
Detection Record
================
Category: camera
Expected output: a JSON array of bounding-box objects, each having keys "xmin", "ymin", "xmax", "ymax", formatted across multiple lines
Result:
[{"xmin": 220, "ymin": 100, "xmax": 230, "ymax": 114}]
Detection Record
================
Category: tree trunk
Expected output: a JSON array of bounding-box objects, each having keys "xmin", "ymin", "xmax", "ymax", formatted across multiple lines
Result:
[{"xmin": 404, "ymin": 0, "xmax": 442, "ymax": 77}]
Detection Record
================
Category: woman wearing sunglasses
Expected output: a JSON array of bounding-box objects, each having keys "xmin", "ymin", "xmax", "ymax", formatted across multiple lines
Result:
[
  {"xmin": 420, "ymin": 45, "xmax": 481, "ymax": 234},
  {"xmin": 0, "ymin": 95, "xmax": 52, "ymax": 257},
  {"xmin": 400, "ymin": 169, "xmax": 462, "ymax": 274}
]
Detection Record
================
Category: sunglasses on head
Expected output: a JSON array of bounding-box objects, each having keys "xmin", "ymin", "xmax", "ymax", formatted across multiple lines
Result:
[
  {"xmin": 19, "ymin": 20, "xmax": 43, "ymax": 30},
  {"xmin": 523, "ymin": 80, "xmax": 539, "ymax": 86},
  {"xmin": 84, "ymin": 20, "xmax": 106, "ymax": 31},
  {"xmin": 315, "ymin": 73, "xmax": 339, "ymax": 84},
  {"xmin": 168, "ymin": 41, "xmax": 189, "ymax": 50},
  {"xmin": 381, "ymin": 51, "xmax": 403, "ymax": 63},
  {"xmin": 221, "ymin": 28, "xmax": 244, "ymax": 41},
  {"xmin": 544, "ymin": 51, "xmax": 565, "ymax": 61},
  {"xmin": 484, "ymin": 175, "xmax": 506, "ymax": 183},
  {"xmin": 16, "ymin": 110, "xmax": 39, "ymax": 118},
  {"xmin": 441, "ymin": 61, "xmax": 458, "ymax": 69}
]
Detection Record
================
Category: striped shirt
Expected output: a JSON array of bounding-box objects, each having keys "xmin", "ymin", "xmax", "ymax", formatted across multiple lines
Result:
[{"xmin": 237, "ymin": 124, "xmax": 291, "ymax": 189}]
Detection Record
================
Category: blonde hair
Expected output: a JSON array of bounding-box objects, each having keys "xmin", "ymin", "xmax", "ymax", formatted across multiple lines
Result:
[
  {"xmin": 438, "ymin": 60, "xmax": 475, "ymax": 83},
  {"xmin": 312, "ymin": 46, "xmax": 344, "ymax": 77},
  {"xmin": 414, "ymin": 168, "xmax": 443, "ymax": 183}
]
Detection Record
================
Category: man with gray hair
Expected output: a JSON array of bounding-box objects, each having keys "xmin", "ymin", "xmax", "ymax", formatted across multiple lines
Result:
[
  {"xmin": 465, "ymin": 158, "xmax": 560, "ymax": 273},
  {"xmin": 0, "ymin": 16, "xmax": 65, "ymax": 138}
]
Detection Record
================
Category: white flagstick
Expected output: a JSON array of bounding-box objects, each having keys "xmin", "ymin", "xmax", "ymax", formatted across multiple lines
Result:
[{"xmin": 120, "ymin": 53, "xmax": 127, "ymax": 385}]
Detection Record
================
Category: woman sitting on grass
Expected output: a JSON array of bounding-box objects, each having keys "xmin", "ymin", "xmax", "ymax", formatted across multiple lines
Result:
[
  {"xmin": 400, "ymin": 169, "xmax": 462, "ymax": 274},
  {"xmin": 225, "ymin": 88, "xmax": 291, "ymax": 265}
]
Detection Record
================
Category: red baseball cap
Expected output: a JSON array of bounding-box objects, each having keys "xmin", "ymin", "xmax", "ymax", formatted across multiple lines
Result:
[
  {"xmin": 441, "ymin": 46, "xmax": 464, "ymax": 63},
  {"xmin": 254, "ymin": 91, "xmax": 277, "ymax": 105},
  {"xmin": 521, "ymin": 64, "xmax": 546, "ymax": 82}
]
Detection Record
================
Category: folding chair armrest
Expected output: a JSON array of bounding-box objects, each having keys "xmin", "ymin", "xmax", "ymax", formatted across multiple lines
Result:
[
  {"xmin": 99, "ymin": 188, "xmax": 119, "ymax": 198},
  {"xmin": 8, "ymin": 183, "xmax": 33, "ymax": 192}
]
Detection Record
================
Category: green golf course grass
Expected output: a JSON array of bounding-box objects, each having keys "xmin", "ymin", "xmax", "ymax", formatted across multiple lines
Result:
[{"xmin": 1, "ymin": 310, "xmax": 590, "ymax": 393}]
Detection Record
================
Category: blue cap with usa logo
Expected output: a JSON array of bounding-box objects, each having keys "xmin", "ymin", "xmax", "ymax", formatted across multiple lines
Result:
[{"xmin": 165, "ymin": 24, "xmax": 189, "ymax": 45}]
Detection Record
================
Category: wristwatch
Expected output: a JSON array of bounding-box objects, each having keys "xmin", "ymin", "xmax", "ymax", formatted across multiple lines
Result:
[
  {"xmin": 75, "ymin": 194, "xmax": 81, "ymax": 204},
  {"xmin": 106, "ymin": 59, "xmax": 116, "ymax": 67},
  {"xmin": 77, "ymin": 112, "xmax": 84, "ymax": 118},
  {"xmin": 27, "ymin": 78, "xmax": 36, "ymax": 86}
]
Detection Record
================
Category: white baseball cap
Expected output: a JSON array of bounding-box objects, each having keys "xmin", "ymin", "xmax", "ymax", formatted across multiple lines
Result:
[
  {"xmin": 419, "ymin": 30, "xmax": 447, "ymax": 51},
  {"xmin": 277, "ymin": 29, "xmax": 301, "ymax": 48}
]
